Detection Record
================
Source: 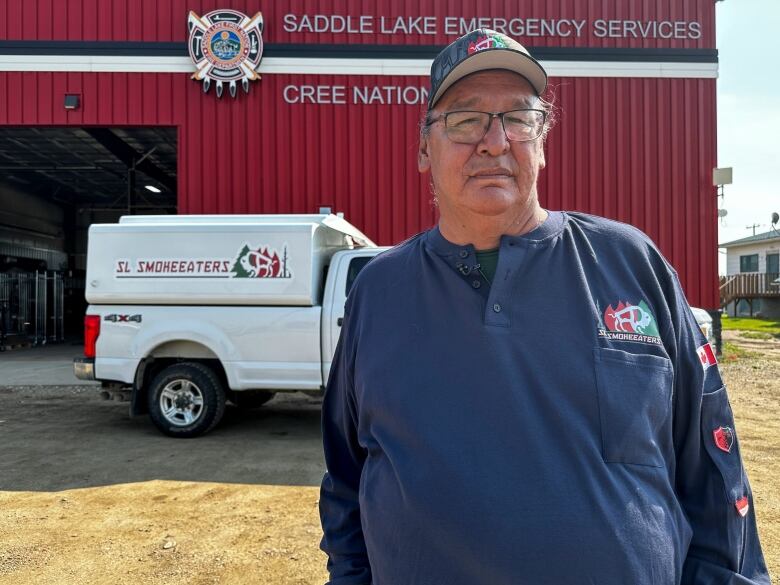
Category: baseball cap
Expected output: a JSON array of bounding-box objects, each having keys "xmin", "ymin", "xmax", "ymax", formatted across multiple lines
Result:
[{"xmin": 428, "ymin": 29, "xmax": 548, "ymax": 109}]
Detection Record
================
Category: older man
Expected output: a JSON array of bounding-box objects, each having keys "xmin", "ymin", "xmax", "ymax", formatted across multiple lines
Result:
[{"xmin": 319, "ymin": 29, "xmax": 769, "ymax": 585}]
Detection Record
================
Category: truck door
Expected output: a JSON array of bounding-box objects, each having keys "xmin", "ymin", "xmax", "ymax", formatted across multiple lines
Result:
[{"xmin": 322, "ymin": 253, "xmax": 376, "ymax": 383}]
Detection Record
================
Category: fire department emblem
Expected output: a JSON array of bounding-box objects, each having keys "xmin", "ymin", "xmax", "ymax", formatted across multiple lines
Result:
[
  {"xmin": 713, "ymin": 426, "xmax": 735, "ymax": 453},
  {"xmin": 230, "ymin": 244, "xmax": 292, "ymax": 279},
  {"xmin": 187, "ymin": 9, "xmax": 264, "ymax": 98}
]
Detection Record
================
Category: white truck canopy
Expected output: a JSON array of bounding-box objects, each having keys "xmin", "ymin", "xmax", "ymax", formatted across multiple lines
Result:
[{"xmin": 86, "ymin": 214, "xmax": 377, "ymax": 306}]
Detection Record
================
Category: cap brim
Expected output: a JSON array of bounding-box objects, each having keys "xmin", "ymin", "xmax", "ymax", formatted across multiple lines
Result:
[{"xmin": 429, "ymin": 48, "xmax": 548, "ymax": 108}]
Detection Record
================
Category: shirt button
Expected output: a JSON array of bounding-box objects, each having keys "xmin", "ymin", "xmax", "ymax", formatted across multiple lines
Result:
[
  {"xmin": 456, "ymin": 262, "xmax": 470, "ymax": 275},
  {"xmin": 472, "ymin": 280, "xmax": 481, "ymax": 289},
  {"xmin": 459, "ymin": 250, "xmax": 469, "ymax": 259},
  {"xmin": 493, "ymin": 303, "xmax": 502, "ymax": 313}
]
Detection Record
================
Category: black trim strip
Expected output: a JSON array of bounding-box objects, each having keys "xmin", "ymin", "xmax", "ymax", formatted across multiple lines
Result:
[
  {"xmin": 269, "ymin": 44, "xmax": 719, "ymax": 63},
  {"xmin": 0, "ymin": 40, "xmax": 718, "ymax": 63},
  {"xmin": 0, "ymin": 41, "xmax": 186, "ymax": 56}
]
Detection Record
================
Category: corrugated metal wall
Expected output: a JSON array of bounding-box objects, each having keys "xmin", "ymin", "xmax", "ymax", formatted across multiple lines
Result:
[
  {"xmin": 0, "ymin": 1, "xmax": 720, "ymax": 308},
  {"xmin": 545, "ymin": 76, "xmax": 718, "ymax": 309}
]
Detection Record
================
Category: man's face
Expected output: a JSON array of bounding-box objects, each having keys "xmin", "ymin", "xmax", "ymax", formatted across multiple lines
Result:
[{"xmin": 419, "ymin": 70, "xmax": 546, "ymax": 220}]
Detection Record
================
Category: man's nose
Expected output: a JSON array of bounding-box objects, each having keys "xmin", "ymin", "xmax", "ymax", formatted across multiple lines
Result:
[{"xmin": 477, "ymin": 115, "xmax": 510, "ymax": 155}]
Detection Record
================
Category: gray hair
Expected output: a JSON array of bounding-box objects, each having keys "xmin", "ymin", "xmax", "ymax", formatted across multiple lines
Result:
[{"xmin": 419, "ymin": 90, "xmax": 558, "ymax": 141}]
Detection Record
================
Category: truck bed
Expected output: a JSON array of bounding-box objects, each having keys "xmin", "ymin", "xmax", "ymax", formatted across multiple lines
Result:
[{"xmin": 89, "ymin": 304, "xmax": 324, "ymax": 391}]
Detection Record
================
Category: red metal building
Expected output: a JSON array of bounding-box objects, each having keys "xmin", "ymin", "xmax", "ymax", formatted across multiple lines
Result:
[{"xmin": 0, "ymin": 0, "xmax": 719, "ymax": 312}]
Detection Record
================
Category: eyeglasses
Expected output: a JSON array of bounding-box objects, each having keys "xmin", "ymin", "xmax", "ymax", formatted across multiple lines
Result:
[{"xmin": 427, "ymin": 109, "xmax": 547, "ymax": 144}]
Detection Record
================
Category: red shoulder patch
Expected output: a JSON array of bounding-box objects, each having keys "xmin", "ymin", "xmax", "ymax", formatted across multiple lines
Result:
[
  {"xmin": 735, "ymin": 496, "xmax": 750, "ymax": 517},
  {"xmin": 713, "ymin": 426, "xmax": 735, "ymax": 453}
]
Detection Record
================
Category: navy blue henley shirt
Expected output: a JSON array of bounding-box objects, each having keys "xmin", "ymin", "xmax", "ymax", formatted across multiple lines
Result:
[{"xmin": 319, "ymin": 211, "xmax": 770, "ymax": 585}]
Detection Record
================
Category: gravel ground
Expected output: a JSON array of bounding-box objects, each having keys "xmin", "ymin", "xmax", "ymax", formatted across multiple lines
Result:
[{"xmin": 718, "ymin": 351, "xmax": 780, "ymax": 579}]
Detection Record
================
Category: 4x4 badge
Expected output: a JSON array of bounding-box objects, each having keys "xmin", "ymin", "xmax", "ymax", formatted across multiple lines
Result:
[{"xmin": 104, "ymin": 314, "xmax": 142, "ymax": 323}]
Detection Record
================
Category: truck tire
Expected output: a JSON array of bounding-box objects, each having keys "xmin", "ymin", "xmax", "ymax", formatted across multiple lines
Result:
[
  {"xmin": 229, "ymin": 390, "xmax": 276, "ymax": 409},
  {"xmin": 147, "ymin": 362, "xmax": 226, "ymax": 438}
]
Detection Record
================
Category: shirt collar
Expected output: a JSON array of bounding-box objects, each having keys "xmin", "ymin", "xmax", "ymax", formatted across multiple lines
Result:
[{"xmin": 425, "ymin": 210, "xmax": 566, "ymax": 257}]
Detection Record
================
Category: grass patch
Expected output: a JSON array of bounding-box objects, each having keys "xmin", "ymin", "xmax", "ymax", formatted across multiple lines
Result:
[
  {"xmin": 721, "ymin": 341, "xmax": 760, "ymax": 362},
  {"xmin": 738, "ymin": 331, "xmax": 774, "ymax": 340},
  {"xmin": 721, "ymin": 316, "xmax": 780, "ymax": 337}
]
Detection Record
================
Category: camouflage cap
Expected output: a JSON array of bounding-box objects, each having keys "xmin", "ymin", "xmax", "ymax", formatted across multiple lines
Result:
[{"xmin": 428, "ymin": 29, "xmax": 547, "ymax": 109}]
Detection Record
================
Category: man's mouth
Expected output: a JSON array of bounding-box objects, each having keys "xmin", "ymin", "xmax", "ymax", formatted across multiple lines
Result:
[{"xmin": 470, "ymin": 168, "xmax": 513, "ymax": 178}]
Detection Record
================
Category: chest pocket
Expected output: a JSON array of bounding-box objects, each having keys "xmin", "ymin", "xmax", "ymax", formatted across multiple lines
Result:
[{"xmin": 593, "ymin": 347, "xmax": 674, "ymax": 467}]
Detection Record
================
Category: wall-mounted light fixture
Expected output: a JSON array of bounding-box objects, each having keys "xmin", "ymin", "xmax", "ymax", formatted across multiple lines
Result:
[
  {"xmin": 63, "ymin": 94, "xmax": 80, "ymax": 110},
  {"xmin": 144, "ymin": 185, "xmax": 162, "ymax": 193}
]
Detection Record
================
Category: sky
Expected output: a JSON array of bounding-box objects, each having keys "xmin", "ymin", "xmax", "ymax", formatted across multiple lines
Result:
[{"xmin": 716, "ymin": 0, "xmax": 780, "ymax": 272}]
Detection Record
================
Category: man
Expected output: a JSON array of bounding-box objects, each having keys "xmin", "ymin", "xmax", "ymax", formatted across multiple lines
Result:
[{"xmin": 319, "ymin": 29, "xmax": 769, "ymax": 585}]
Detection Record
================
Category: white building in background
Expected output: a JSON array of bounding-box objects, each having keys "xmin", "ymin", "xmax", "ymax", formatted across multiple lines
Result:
[{"xmin": 719, "ymin": 230, "xmax": 780, "ymax": 318}]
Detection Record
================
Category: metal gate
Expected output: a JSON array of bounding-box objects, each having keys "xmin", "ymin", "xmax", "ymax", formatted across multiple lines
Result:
[{"xmin": 0, "ymin": 271, "xmax": 65, "ymax": 349}]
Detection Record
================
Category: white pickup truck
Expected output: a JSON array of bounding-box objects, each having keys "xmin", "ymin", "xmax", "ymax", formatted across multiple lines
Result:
[{"xmin": 73, "ymin": 214, "xmax": 387, "ymax": 437}]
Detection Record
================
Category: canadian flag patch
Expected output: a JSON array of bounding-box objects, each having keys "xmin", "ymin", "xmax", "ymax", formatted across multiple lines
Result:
[
  {"xmin": 735, "ymin": 496, "xmax": 750, "ymax": 517},
  {"xmin": 697, "ymin": 343, "xmax": 718, "ymax": 370}
]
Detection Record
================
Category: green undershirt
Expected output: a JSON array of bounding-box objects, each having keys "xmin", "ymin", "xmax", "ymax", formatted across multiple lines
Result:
[{"xmin": 475, "ymin": 248, "xmax": 500, "ymax": 283}]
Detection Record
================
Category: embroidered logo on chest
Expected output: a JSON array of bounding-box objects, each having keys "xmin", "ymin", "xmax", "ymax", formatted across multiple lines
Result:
[{"xmin": 598, "ymin": 299, "xmax": 662, "ymax": 345}]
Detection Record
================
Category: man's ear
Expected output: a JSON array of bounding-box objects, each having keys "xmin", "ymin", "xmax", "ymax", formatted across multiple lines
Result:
[
  {"xmin": 418, "ymin": 134, "xmax": 431, "ymax": 173},
  {"xmin": 538, "ymin": 142, "xmax": 546, "ymax": 170}
]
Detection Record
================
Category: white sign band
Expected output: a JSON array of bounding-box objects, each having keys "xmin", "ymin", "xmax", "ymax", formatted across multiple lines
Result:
[{"xmin": 0, "ymin": 55, "xmax": 718, "ymax": 79}]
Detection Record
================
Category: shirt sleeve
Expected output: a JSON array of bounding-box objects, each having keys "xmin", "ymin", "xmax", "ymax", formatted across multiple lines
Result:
[
  {"xmin": 665, "ymin": 270, "xmax": 771, "ymax": 584},
  {"xmin": 318, "ymin": 304, "xmax": 372, "ymax": 585}
]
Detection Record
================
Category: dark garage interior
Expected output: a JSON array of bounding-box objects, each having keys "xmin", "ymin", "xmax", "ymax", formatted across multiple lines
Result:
[{"xmin": 0, "ymin": 127, "xmax": 177, "ymax": 348}]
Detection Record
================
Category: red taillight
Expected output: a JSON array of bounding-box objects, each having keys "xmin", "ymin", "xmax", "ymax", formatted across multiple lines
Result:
[{"xmin": 84, "ymin": 315, "xmax": 101, "ymax": 358}]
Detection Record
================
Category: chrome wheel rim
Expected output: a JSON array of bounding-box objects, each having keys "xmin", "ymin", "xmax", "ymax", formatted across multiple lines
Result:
[{"xmin": 159, "ymin": 379, "xmax": 205, "ymax": 427}]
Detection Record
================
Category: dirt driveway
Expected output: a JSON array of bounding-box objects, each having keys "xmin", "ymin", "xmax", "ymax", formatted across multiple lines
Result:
[
  {"xmin": 0, "ymin": 388, "xmax": 325, "ymax": 491},
  {"xmin": 0, "ymin": 390, "xmax": 330, "ymax": 584},
  {"xmin": 1, "ymin": 342, "xmax": 779, "ymax": 584}
]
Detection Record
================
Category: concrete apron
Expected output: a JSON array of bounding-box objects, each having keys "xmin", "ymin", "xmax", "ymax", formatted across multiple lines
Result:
[{"xmin": 0, "ymin": 343, "xmax": 98, "ymax": 386}]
